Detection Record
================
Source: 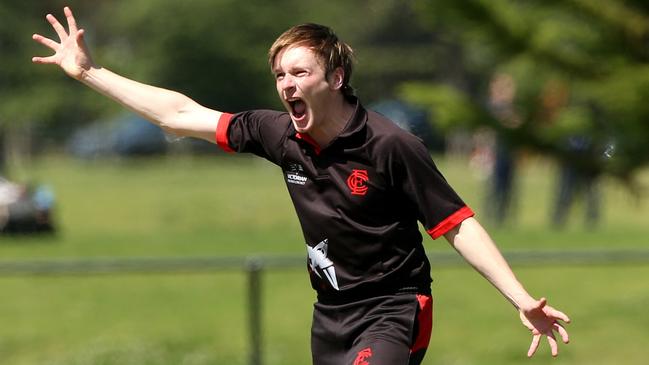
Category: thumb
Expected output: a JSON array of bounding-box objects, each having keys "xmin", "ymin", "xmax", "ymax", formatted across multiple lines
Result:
[{"xmin": 522, "ymin": 297, "xmax": 546, "ymax": 316}]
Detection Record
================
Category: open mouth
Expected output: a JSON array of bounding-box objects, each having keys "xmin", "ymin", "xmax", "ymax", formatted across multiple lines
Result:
[{"xmin": 288, "ymin": 98, "xmax": 307, "ymax": 121}]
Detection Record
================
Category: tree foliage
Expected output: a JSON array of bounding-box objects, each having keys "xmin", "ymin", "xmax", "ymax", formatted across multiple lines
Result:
[
  {"xmin": 406, "ymin": 0, "xmax": 649, "ymax": 181},
  {"xmin": 1, "ymin": 0, "xmax": 434, "ymax": 130},
  {"xmin": 1, "ymin": 0, "xmax": 648, "ymax": 182}
]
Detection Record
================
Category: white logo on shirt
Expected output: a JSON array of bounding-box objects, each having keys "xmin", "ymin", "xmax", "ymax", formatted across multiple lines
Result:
[
  {"xmin": 286, "ymin": 163, "xmax": 308, "ymax": 185},
  {"xmin": 306, "ymin": 238, "xmax": 339, "ymax": 290}
]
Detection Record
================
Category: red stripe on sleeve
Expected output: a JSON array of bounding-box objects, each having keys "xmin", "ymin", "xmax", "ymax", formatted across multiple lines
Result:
[
  {"xmin": 215, "ymin": 112, "xmax": 234, "ymax": 153},
  {"xmin": 427, "ymin": 206, "xmax": 474, "ymax": 239}
]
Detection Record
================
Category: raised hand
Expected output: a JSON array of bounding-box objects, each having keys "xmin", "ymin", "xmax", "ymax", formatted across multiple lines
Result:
[
  {"xmin": 519, "ymin": 297, "xmax": 571, "ymax": 357},
  {"xmin": 32, "ymin": 6, "xmax": 95, "ymax": 80}
]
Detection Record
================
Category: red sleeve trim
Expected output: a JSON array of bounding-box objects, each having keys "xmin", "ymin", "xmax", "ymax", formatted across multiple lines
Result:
[
  {"xmin": 426, "ymin": 206, "xmax": 474, "ymax": 239},
  {"xmin": 215, "ymin": 112, "xmax": 234, "ymax": 153}
]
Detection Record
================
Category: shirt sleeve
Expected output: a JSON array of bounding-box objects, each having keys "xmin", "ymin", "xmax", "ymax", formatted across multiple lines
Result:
[
  {"xmin": 215, "ymin": 110, "xmax": 289, "ymax": 165},
  {"xmin": 386, "ymin": 133, "xmax": 474, "ymax": 239}
]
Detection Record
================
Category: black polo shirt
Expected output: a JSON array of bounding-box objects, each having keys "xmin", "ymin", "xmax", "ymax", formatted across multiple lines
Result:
[{"xmin": 215, "ymin": 98, "xmax": 474, "ymax": 301}]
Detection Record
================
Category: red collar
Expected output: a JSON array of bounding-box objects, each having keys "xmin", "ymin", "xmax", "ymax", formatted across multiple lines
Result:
[{"xmin": 295, "ymin": 132, "xmax": 322, "ymax": 155}]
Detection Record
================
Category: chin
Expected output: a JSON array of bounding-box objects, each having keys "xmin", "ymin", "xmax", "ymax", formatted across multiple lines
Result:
[
  {"xmin": 293, "ymin": 124, "xmax": 310, "ymax": 134},
  {"xmin": 291, "ymin": 117, "xmax": 312, "ymax": 133}
]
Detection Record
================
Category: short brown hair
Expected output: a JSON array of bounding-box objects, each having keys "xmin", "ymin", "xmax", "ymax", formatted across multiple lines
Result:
[{"xmin": 269, "ymin": 23, "xmax": 355, "ymax": 97}]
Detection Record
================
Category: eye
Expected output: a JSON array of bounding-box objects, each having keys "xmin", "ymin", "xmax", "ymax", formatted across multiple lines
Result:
[
  {"xmin": 275, "ymin": 73, "xmax": 285, "ymax": 81},
  {"xmin": 295, "ymin": 70, "xmax": 308, "ymax": 77}
]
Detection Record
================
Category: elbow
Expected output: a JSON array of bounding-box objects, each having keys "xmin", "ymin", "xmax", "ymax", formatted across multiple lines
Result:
[
  {"xmin": 159, "ymin": 118, "xmax": 186, "ymax": 137},
  {"xmin": 159, "ymin": 104, "xmax": 195, "ymax": 137},
  {"xmin": 158, "ymin": 95, "xmax": 196, "ymax": 136}
]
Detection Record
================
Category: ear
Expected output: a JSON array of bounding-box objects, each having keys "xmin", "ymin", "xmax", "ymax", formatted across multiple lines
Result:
[{"xmin": 328, "ymin": 67, "xmax": 345, "ymax": 91}]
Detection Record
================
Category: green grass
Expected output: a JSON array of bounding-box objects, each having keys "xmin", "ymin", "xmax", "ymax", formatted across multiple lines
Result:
[
  {"xmin": 0, "ymin": 273, "xmax": 250, "ymax": 365},
  {"xmin": 1, "ymin": 154, "xmax": 648, "ymax": 364},
  {"xmin": 3, "ymin": 155, "xmax": 303, "ymax": 258}
]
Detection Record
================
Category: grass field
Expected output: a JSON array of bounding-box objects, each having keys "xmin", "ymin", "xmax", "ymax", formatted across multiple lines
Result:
[{"xmin": 1, "ymin": 154, "xmax": 648, "ymax": 364}]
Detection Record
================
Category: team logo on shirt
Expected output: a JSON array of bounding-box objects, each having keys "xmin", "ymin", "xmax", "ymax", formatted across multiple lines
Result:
[
  {"xmin": 286, "ymin": 163, "xmax": 308, "ymax": 185},
  {"xmin": 306, "ymin": 238, "xmax": 339, "ymax": 290},
  {"xmin": 347, "ymin": 169, "xmax": 369, "ymax": 196},
  {"xmin": 353, "ymin": 347, "xmax": 373, "ymax": 365}
]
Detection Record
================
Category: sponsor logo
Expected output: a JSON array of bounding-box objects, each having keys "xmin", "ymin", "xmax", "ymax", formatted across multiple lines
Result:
[
  {"xmin": 353, "ymin": 347, "xmax": 373, "ymax": 365},
  {"xmin": 347, "ymin": 169, "xmax": 369, "ymax": 196},
  {"xmin": 286, "ymin": 163, "xmax": 308, "ymax": 185},
  {"xmin": 306, "ymin": 238, "xmax": 339, "ymax": 290},
  {"xmin": 287, "ymin": 173, "xmax": 307, "ymax": 184}
]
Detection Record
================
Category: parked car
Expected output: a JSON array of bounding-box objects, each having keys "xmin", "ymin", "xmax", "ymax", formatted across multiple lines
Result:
[
  {"xmin": 66, "ymin": 113, "xmax": 168, "ymax": 159},
  {"xmin": 66, "ymin": 113, "xmax": 220, "ymax": 159},
  {"xmin": 0, "ymin": 177, "xmax": 55, "ymax": 234},
  {"xmin": 369, "ymin": 99, "xmax": 445, "ymax": 153}
]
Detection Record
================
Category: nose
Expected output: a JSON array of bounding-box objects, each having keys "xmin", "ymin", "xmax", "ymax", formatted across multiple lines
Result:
[{"xmin": 279, "ymin": 74, "xmax": 297, "ymax": 95}]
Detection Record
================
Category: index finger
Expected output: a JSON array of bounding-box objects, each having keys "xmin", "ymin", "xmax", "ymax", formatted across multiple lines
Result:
[{"xmin": 548, "ymin": 308, "xmax": 571, "ymax": 323}]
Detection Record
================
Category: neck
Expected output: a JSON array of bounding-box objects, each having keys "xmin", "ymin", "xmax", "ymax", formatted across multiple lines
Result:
[{"xmin": 308, "ymin": 94, "xmax": 355, "ymax": 147}]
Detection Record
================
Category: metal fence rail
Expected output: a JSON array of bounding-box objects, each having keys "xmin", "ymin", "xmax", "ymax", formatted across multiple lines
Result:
[
  {"xmin": 1, "ymin": 248, "xmax": 647, "ymax": 365},
  {"xmin": 1, "ymin": 249, "xmax": 648, "ymax": 276}
]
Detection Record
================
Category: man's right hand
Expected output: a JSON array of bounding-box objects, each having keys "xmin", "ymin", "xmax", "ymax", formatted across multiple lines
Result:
[
  {"xmin": 31, "ymin": 6, "xmax": 222, "ymax": 143},
  {"xmin": 32, "ymin": 6, "xmax": 95, "ymax": 81}
]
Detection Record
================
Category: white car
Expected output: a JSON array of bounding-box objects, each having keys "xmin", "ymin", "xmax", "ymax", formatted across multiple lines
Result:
[{"xmin": 0, "ymin": 177, "xmax": 55, "ymax": 234}]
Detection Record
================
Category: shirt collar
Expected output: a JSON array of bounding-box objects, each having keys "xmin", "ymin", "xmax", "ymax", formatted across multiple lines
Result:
[{"xmin": 336, "ymin": 96, "xmax": 367, "ymax": 139}]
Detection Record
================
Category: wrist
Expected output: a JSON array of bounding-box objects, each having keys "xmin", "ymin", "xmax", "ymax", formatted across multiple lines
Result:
[
  {"xmin": 507, "ymin": 290, "xmax": 536, "ymax": 311},
  {"xmin": 79, "ymin": 64, "xmax": 99, "ymax": 82},
  {"xmin": 515, "ymin": 296, "xmax": 538, "ymax": 312}
]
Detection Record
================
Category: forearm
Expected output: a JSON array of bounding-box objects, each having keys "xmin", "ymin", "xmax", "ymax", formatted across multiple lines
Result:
[
  {"xmin": 444, "ymin": 217, "xmax": 536, "ymax": 310},
  {"xmin": 80, "ymin": 66, "xmax": 220, "ymax": 142}
]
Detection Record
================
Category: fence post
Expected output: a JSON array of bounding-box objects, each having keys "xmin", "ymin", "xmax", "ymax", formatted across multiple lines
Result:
[{"xmin": 246, "ymin": 256, "xmax": 264, "ymax": 365}]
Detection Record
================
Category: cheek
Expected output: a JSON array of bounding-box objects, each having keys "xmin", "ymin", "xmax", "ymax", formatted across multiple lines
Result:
[{"xmin": 301, "ymin": 78, "xmax": 330, "ymax": 96}]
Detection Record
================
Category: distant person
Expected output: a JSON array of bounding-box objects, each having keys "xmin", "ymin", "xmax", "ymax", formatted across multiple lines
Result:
[
  {"xmin": 552, "ymin": 135, "xmax": 601, "ymax": 228},
  {"xmin": 32, "ymin": 7, "xmax": 570, "ymax": 364},
  {"xmin": 486, "ymin": 73, "xmax": 522, "ymax": 227},
  {"xmin": 536, "ymin": 80, "xmax": 600, "ymax": 229}
]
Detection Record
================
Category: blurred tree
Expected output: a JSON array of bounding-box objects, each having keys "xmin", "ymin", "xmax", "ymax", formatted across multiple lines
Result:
[
  {"xmin": 14, "ymin": 0, "xmax": 647, "ymax": 186},
  {"xmin": 100, "ymin": 0, "xmax": 285, "ymax": 111},
  {"xmin": 1, "ymin": 0, "xmax": 445, "ymax": 166},
  {"xmin": 0, "ymin": 0, "xmax": 116, "ymax": 172},
  {"xmin": 0, "ymin": 1, "xmax": 57, "ymax": 172},
  {"xmin": 102, "ymin": 0, "xmax": 445, "ymax": 109},
  {"xmin": 403, "ymin": 0, "xmax": 649, "ymax": 182}
]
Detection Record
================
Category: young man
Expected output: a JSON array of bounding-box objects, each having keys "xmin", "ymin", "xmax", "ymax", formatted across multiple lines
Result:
[{"xmin": 32, "ymin": 7, "xmax": 570, "ymax": 365}]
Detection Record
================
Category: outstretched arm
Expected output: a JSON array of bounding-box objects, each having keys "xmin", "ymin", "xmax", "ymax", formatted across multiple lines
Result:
[
  {"xmin": 32, "ymin": 7, "xmax": 220, "ymax": 142},
  {"xmin": 444, "ymin": 217, "xmax": 571, "ymax": 357}
]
